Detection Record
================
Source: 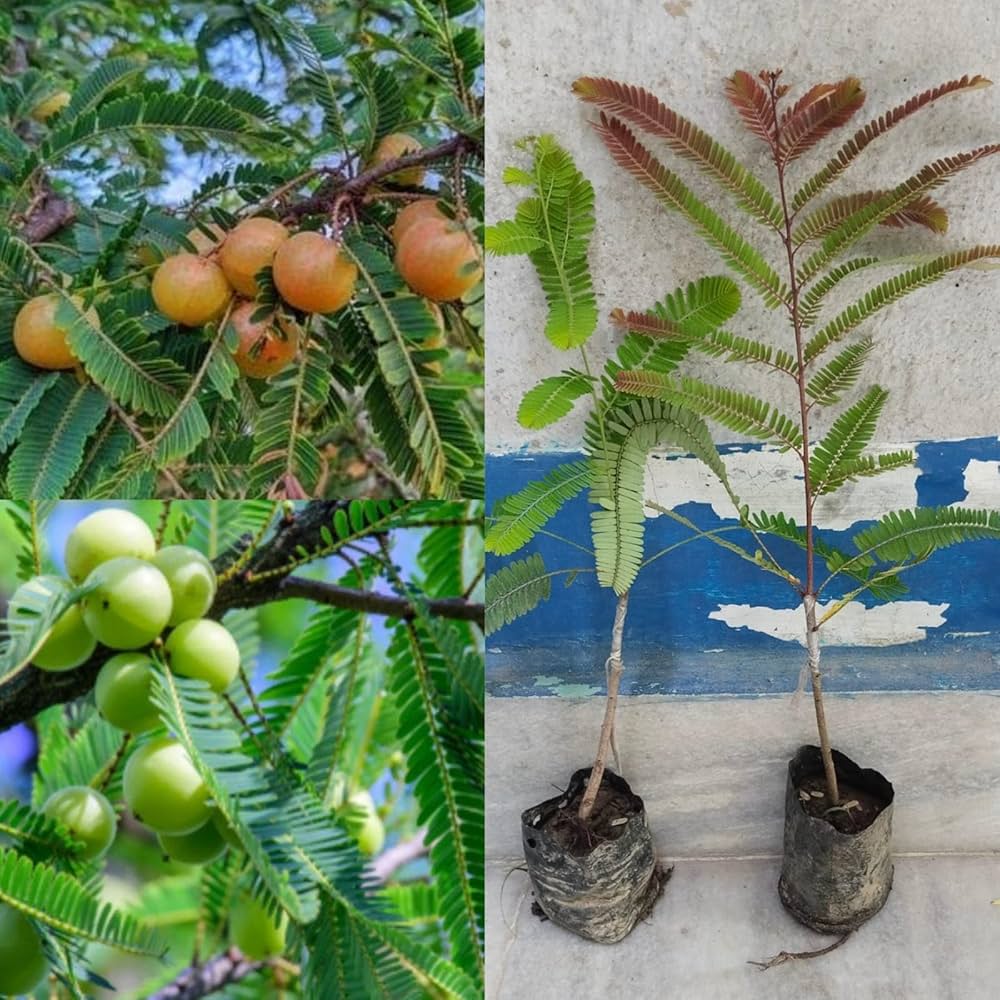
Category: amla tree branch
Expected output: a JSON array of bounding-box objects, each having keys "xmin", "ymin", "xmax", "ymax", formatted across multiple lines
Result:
[
  {"xmin": 0, "ymin": 502, "xmax": 482, "ymax": 732},
  {"xmin": 146, "ymin": 949, "xmax": 266, "ymax": 1000}
]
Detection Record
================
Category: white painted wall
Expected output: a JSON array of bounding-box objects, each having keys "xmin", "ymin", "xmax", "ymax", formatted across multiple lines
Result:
[{"xmin": 486, "ymin": 0, "xmax": 1000, "ymax": 453}]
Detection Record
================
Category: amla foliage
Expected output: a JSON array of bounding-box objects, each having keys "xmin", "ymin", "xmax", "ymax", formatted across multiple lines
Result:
[
  {"xmin": 0, "ymin": 499, "xmax": 484, "ymax": 998},
  {"xmin": 0, "ymin": 1, "xmax": 484, "ymax": 500}
]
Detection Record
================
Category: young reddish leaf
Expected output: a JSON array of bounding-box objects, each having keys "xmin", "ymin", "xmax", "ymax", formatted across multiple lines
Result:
[
  {"xmin": 879, "ymin": 194, "xmax": 948, "ymax": 232},
  {"xmin": 784, "ymin": 82, "xmax": 839, "ymax": 121},
  {"xmin": 795, "ymin": 191, "xmax": 949, "ymax": 243},
  {"xmin": 778, "ymin": 77, "xmax": 866, "ymax": 165},
  {"xmin": 797, "ymin": 143, "xmax": 1000, "ymax": 282},
  {"xmin": 793, "ymin": 74, "xmax": 993, "ymax": 209},
  {"xmin": 724, "ymin": 70, "xmax": 776, "ymax": 146},
  {"xmin": 609, "ymin": 308, "xmax": 686, "ymax": 339},
  {"xmin": 572, "ymin": 76, "xmax": 782, "ymax": 227},
  {"xmin": 590, "ymin": 113, "xmax": 789, "ymax": 308}
]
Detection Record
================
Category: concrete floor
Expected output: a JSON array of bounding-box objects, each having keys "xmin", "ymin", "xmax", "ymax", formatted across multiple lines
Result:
[
  {"xmin": 487, "ymin": 854, "xmax": 1000, "ymax": 1000},
  {"xmin": 487, "ymin": 693, "xmax": 1000, "ymax": 859}
]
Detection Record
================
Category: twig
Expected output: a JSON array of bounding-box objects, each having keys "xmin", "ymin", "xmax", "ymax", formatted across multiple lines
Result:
[
  {"xmin": 216, "ymin": 504, "xmax": 280, "ymax": 585},
  {"xmin": 370, "ymin": 831, "xmax": 427, "ymax": 883},
  {"xmin": 146, "ymin": 837, "xmax": 426, "ymax": 998},
  {"xmin": 19, "ymin": 179, "xmax": 76, "ymax": 244},
  {"xmin": 462, "ymin": 565, "xmax": 484, "ymax": 600},
  {"xmin": 108, "ymin": 400, "xmax": 191, "ymax": 499},
  {"xmin": 279, "ymin": 577, "xmax": 483, "ymax": 624},
  {"xmin": 748, "ymin": 930, "xmax": 853, "ymax": 970},
  {"xmin": 30, "ymin": 502, "xmax": 42, "ymax": 575},
  {"xmin": 146, "ymin": 299, "xmax": 236, "ymax": 457},
  {"xmin": 155, "ymin": 501, "xmax": 173, "ymax": 547},
  {"xmin": 222, "ymin": 692, "xmax": 272, "ymax": 765},
  {"xmin": 146, "ymin": 948, "xmax": 267, "ymax": 1000},
  {"xmin": 282, "ymin": 134, "xmax": 478, "ymax": 223},
  {"xmin": 92, "ymin": 733, "xmax": 132, "ymax": 794}
]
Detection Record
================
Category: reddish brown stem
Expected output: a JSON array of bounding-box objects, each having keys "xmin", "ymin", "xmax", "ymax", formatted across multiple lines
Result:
[{"xmin": 768, "ymin": 73, "xmax": 840, "ymax": 804}]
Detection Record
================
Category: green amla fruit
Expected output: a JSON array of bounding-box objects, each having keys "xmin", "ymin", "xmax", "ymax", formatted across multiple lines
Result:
[{"xmin": 7, "ymin": 575, "xmax": 95, "ymax": 670}]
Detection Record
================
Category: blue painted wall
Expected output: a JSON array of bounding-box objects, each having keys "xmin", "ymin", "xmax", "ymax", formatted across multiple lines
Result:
[{"xmin": 487, "ymin": 438, "xmax": 1000, "ymax": 697}]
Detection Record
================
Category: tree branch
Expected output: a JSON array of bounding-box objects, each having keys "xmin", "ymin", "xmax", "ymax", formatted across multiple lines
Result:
[
  {"xmin": 0, "ymin": 502, "xmax": 482, "ymax": 732},
  {"xmin": 277, "ymin": 577, "xmax": 483, "ymax": 624},
  {"xmin": 281, "ymin": 133, "xmax": 480, "ymax": 221},
  {"xmin": 19, "ymin": 181, "xmax": 77, "ymax": 244},
  {"xmin": 146, "ymin": 948, "xmax": 266, "ymax": 1000},
  {"xmin": 370, "ymin": 830, "xmax": 427, "ymax": 882}
]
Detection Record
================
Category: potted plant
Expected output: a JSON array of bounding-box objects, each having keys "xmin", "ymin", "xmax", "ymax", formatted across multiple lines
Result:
[
  {"xmin": 485, "ymin": 136, "xmax": 745, "ymax": 942},
  {"xmin": 570, "ymin": 68, "xmax": 1000, "ymax": 937}
]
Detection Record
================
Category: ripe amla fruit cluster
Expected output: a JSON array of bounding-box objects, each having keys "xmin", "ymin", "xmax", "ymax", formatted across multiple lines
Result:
[
  {"xmin": 151, "ymin": 216, "xmax": 358, "ymax": 380},
  {"xmin": 5, "ymin": 508, "xmax": 246, "ymax": 861}
]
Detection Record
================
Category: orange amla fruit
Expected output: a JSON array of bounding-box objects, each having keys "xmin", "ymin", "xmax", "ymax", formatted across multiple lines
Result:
[
  {"xmin": 136, "ymin": 221, "xmax": 223, "ymax": 269},
  {"xmin": 229, "ymin": 300, "xmax": 299, "ymax": 379},
  {"xmin": 394, "ymin": 217, "xmax": 483, "ymax": 302},
  {"xmin": 13, "ymin": 293, "xmax": 96, "ymax": 370},
  {"xmin": 152, "ymin": 253, "xmax": 233, "ymax": 327},
  {"xmin": 185, "ymin": 223, "xmax": 227, "ymax": 256},
  {"xmin": 391, "ymin": 199, "xmax": 447, "ymax": 248},
  {"xmin": 371, "ymin": 133, "xmax": 424, "ymax": 187},
  {"xmin": 272, "ymin": 231, "xmax": 358, "ymax": 314},
  {"xmin": 218, "ymin": 217, "xmax": 289, "ymax": 297}
]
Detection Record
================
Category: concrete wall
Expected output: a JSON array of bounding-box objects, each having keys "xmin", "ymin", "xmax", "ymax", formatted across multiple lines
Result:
[{"xmin": 486, "ymin": 0, "xmax": 1000, "ymax": 855}]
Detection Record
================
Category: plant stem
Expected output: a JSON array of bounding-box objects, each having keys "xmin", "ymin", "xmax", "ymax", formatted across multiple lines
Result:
[
  {"xmin": 768, "ymin": 73, "xmax": 839, "ymax": 803},
  {"xmin": 578, "ymin": 590, "xmax": 629, "ymax": 822},
  {"xmin": 803, "ymin": 595, "xmax": 839, "ymax": 802}
]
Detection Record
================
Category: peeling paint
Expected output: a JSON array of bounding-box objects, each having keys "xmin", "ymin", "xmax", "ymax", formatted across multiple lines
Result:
[
  {"xmin": 957, "ymin": 458, "xmax": 1000, "ymax": 508},
  {"xmin": 532, "ymin": 674, "xmax": 602, "ymax": 697},
  {"xmin": 709, "ymin": 601, "xmax": 950, "ymax": 647},
  {"xmin": 487, "ymin": 438, "xmax": 1000, "ymax": 696},
  {"xmin": 644, "ymin": 443, "xmax": 920, "ymax": 530}
]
